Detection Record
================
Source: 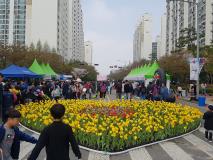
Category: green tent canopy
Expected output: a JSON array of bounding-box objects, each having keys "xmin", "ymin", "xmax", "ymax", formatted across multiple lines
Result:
[
  {"xmin": 145, "ymin": 61, "xmax": 160, "ymax": 79},
  {"xmin": 29, "ymin": 59, "xmax": 45, "ymax": 75},
  {"xmin": 46, "ymin": 64, "xmax": 57, "ymax": 76},
  {"xmin": 29, "ymin": 59, "xmax": 58, "ymax": 77},
  {"xmin": 124, "ymin": 61, "xmax": 172, "ymax": 81},
  {"xmin": 41, "ymin": 63, "xmax": 51, "ymax": 75}
]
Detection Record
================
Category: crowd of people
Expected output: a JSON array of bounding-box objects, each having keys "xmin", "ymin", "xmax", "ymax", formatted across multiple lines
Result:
[
  {"xmin": 114, "ymin": 80, "xmax": 176, "ymax": 102},
  {"xmin": 1, "ymin": 73, "xmax": 213, "ymax": 159},
  {"xmin": 0, "ymin": 73, "xmax": 82, "ymax": 160},
  {"xmin": 0, "ymin": 78, "xmax": 97, "ymax": 105},
  {"xmin": 0, "ymin": 73, "xmax": 178, "ymax": 111}
]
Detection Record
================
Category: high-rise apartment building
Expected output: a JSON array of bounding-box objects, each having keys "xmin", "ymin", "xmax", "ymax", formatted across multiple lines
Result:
[
  {"xmin": 31, "ymin": 0, "xmax": 85, "ymax": 61},
  {"xmin": 166, "ymin": 0, "xmax": 213, "ymax": 54},
  {"xmin": 151, "ymin": 36, "xmax": 161, "ymax": 61},
  {"xmin": 166, "ymin": 0, "xmax": 194, "ymax": 54},
  {"xmin": 152, "ymin": 42, "xmax": 158, "ymax": 61},
  {"xmin": 133, "ymin": 13, "xmax": 152, "ymax": 61},
  {"xmin": 0, "ymin": 0, "xmax": 85, "ymax": 61},
  {"xmin": 156, "ymin": 35, "xmax": 161, "ymax": 59},
  {"xmin": 160, "ymin": 13, "xmax": 167, "ymax": 58},
  {"xmin": 198, "ymin": 0, "xmax": 213, "ymax": 46},
  {"xmin": 71, "ymin": 0, "xmax": 85, "ymax": 61},
  {"xmin": 84, "ymin": 41, "xmax": 93, "ymax": 64},
  {"xmin": 166, "ymin": 0, "xmax": 187, "ymax": 54},
  {"xmin": 0, "ymin": 0, "xmax": 31, "ymax": 46}
]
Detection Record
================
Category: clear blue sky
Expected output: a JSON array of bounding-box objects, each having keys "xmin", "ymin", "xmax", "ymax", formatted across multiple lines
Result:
[{"xmin": 82, "ymin": 0, "xmax": 166, "ymax": 74}]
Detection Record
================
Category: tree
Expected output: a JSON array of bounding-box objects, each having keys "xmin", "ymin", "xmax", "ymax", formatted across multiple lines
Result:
[
  {"xmin": 205, "ymin": 54, "xmax": 213, "ymax": 84},
  {"xmin": 0, "ymin": 44, "xmax": 98, "ymax": 78},
  {"xmin": 29, "ymin": 43, "xmax": 35, "ymax": 51},
  {"xmin": 159, "ymin": 52, "xmax": 190, "ymax": 84},
  {"xmin": 43, "ymin": 41, "xmax": 50, "ymax": 53},
  {"xmin": 51, "ymin": 48, "xmax": 57, "ymax": 53},
  {"xmin": 36, "ymin": 40, "xmax": 42, "ymax": 52},
  {"xmin": 176, "ymin": 28, "xmax": 197, "ymax": 53},
  {"xmin": 68, "ymin": 61, "xmax": 98, "ymax": 81}
]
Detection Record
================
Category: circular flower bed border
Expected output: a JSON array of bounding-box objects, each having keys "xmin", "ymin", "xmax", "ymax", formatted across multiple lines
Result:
[
  {"xmin": 17, "ymin": 100, "xmax": 202, "ymax": 154},
  {"xmin": 19, "ymin": 122, "xmax": 201, "ymax": 155}
]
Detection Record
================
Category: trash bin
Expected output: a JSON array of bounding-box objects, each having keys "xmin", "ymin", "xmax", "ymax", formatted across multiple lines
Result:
[{"xmin": 198, "ymin": 96, "xmax": 206, "ymax": 107}]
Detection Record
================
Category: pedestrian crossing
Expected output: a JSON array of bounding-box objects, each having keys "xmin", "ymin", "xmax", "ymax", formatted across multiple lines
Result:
[
  {"xmin": 160, "ymin": 141, "xmax": 194, "ymax": 160},
  {"xmin": 129, "ymin": 148, "xmax": 152, "ymax": 160},
  {"xmin": 18, "ymin": 126, "xmax": 213, "ymax": 160}
]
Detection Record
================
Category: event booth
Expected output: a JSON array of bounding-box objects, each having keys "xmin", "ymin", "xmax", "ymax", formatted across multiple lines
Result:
[
  {"xmin": 0, "ymin": 59, "xmax": 58, "ymax": 79},
  {"xmin": 0, "ymin": 65, "xmax": 40, "ymax": 78},
  {"xmin": 29, "ymin": 59, "xmax": 57, "ymax": 77},
  {"xmin": 124, "ymin": 62, "xmax": 171, "ymax": 88}
]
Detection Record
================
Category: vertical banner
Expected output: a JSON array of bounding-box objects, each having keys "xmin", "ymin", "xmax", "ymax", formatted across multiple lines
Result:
[
  {"xmin": 190, "ymin": 58, "xmax": 199, "ymax": 81},
  {"xmin": 189, "ymin": 58, "xmax": 205, "ymax": 81}
]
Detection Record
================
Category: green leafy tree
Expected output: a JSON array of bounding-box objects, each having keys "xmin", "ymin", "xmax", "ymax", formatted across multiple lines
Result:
[
  {"xmin": 0, "ymin": 44, "xmax": 98, "ymax": 77},
  {"xmin": 159, "ymin": 52, "xmax": 190, "ymax": 84},
  {"xmin": 176, "ymin": 28, "xmax": 197, "ymax": 53}
]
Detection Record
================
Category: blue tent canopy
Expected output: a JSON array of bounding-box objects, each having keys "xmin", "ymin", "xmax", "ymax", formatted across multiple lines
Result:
[
  {"xmin": 20, "ymin": 67, "xmax": 41, "ymax": 78},
  {"xmin": 0, "ymin": 65, "xmax": 40, "ymax": 78}
]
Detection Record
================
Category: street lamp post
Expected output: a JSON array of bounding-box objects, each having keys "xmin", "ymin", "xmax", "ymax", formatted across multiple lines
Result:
[{"xmin": 169, "ymin": 0, "xmax": 200, "ymax": 98}]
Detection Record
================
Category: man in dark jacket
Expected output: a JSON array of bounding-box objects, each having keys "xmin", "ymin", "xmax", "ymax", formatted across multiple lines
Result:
[
  {"xmin": 0, "ymin": 109, "xmax": 37, "ymax": 160},
  {"xmin": 114, "ymin": 81, "xmax": 122, "ymax": 100},
  {"xmin": 28, "ymin": 104, "xmax": 82, "ymax": 160},
  {"xmin": 124, "ymin": 81, "xmax": 131, "ymax": 100},
  {"xmin": 203, "ymin": 105, "xmax": 213, "ymax": 142},
  {"xmin": 146, "ymin": 82, "xmax": 153, "ymax": 100}
]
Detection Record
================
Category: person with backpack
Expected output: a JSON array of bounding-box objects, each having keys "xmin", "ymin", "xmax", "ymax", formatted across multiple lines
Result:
[
  {"xmin": 28, "ymin": 104, "xmax": 82, "ymax": 160},
  {"xmin": 0, "ymin": 109, "xmax": 37, "ymax": 160}
]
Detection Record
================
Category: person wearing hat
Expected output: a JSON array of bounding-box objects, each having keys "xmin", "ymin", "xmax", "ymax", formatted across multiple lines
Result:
[{"xmin": 203, "ymin": 104, "xmax": 213, "ymax": 142}]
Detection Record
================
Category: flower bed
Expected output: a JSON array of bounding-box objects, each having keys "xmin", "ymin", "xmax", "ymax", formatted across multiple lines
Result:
[{"xmin": 17, "ymin": 100, "xmax": 202, "ymax": 152}]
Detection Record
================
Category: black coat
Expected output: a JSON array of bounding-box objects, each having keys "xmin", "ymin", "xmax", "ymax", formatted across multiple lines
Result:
[
  {"xmin": 203, "ymin": 111, "xmax": 213, "ymax": 130},
  {"xmin": 28, "ymin": 121, "xmax": 81, "ymax": 160},
  {"xmin": 124, "ymin": 84, "xmax": 133, "ymax": 93},
  {"xmin": 115, "ymin": 83, "xmax": 122, "ymax": 93}
]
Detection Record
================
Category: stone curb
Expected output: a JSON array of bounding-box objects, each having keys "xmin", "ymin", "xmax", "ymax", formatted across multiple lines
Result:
[{"xmin": 19, "ymin": 123, "xmax": 201, "ymax": 156}]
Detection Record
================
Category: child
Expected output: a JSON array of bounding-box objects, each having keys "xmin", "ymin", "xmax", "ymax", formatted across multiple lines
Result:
[
  {"xmin": 0, "ymin": 109, "xmax": 38, "ymax": 160},
  {"xmin": 28, "ymin": 104, "xmax": 82, "ymax": 160},
  {"xmin": 203, "ymin": 104, "xmax": 213, "ymax": 142}
]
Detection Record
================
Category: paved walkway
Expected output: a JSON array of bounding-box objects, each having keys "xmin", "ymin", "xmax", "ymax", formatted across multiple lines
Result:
[
  {"xmin": 19, "ymin": 93, "xmax": 213, "ymax": 160},
  {"xmin": 206, "ymin": 96, "xmax": 213, "ymax": 105}
]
